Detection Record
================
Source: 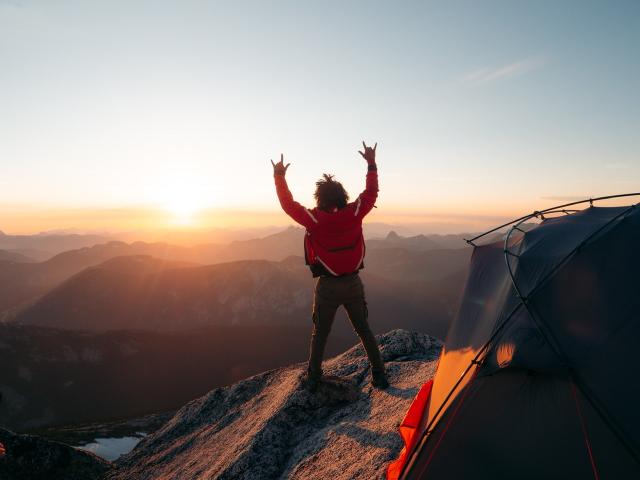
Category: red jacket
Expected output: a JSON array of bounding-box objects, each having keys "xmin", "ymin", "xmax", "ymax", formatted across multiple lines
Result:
[{"xmin": 274, "ymin": 164, "xmax": 378, "ymax": 277}]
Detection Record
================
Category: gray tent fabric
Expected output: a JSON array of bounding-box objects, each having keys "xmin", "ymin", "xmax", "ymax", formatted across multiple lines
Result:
[{"xmin": 401, "ymin": 203, "xmax": 640, "ymax": 479}]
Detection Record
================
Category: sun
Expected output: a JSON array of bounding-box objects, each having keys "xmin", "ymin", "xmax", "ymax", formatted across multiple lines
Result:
[
  {"xmin": 150, "ymin": 175, "xmax": 209, "ymax": 226},
  {"xmin": 165, "ymin": 196, "xmax": 202, "ymax": 225}
]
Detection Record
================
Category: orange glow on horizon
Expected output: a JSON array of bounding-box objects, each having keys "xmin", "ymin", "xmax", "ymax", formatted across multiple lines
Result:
[{"xmin": 0, "ymin": 194, "xmax": 635, "ymax": 236}]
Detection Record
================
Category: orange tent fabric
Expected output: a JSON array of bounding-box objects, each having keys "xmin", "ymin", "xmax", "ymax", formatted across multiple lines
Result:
[{"xmin": 386, "ymin": 380, "xmax": 433, "ymax": 480}]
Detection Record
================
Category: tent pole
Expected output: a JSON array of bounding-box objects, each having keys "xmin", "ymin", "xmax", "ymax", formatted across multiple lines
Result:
[
  {"xmin": 399, "ymin": 300, "xmax": 527, "ymax": 478},
  {"xmin": 467, "ymin": 193, "xmax": 640, "ymax": 246}
]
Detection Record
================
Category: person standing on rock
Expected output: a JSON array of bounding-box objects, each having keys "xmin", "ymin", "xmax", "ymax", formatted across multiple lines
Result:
[{"xmin": 271, "ymin": 141, "xmax": 389, "ymax": 391}]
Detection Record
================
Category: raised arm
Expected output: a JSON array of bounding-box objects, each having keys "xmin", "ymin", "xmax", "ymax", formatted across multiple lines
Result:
[
  {"xmin": 355, "ymin": 141, "xmax": 379, "ymax": 219},
  {"xmin": 272, "ymin": 154, "xmax": 318, "ymax": 230}
]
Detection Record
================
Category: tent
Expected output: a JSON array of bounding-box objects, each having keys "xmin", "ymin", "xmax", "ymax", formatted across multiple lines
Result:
[{"xmin": 388, "ymin": 194, "xmax": 640, "ymax": 479}]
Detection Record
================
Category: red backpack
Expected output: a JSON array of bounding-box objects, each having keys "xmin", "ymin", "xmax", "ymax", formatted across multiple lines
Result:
[{"xmin": 274, "ymin": 167, "xmax": 378, "ymax": 277}]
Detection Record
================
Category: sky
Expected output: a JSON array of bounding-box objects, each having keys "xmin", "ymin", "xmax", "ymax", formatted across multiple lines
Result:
[{"xmin": 1, "ymin": 0, "xmax": 639, "ymax": 234}]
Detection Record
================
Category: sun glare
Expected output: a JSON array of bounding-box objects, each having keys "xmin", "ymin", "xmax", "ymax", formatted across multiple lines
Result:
[
  {"xmin": 148, "ymin": 174, "xmax": 210, "ymax": 226},
  {"xmin": 165, "ymin": 197, "xmax": 201, "ymax": 225}
]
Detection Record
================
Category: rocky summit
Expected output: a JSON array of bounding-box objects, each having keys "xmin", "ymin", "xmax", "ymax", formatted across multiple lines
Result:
[{"xmin": 109, "ymin": 329, "xmax": 441, "ymax": 480}]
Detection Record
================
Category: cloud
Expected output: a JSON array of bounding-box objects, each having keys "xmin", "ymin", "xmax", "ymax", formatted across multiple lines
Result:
[{"xmin": 462, "ymin": 56, "xmax": 546, "ymax": 85}]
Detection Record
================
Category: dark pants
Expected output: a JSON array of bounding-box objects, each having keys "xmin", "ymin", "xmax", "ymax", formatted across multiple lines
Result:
[{"xmin": 308, "ymin": 273, "xmax": 385, "ymax": 378}]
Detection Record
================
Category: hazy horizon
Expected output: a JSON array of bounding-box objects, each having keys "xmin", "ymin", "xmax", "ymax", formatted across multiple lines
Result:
[
  {"xmin": 0, "ymin": 203, "xmax": 531, "ymax": 237},
  {"xmin": 1, "ymin": 195, "xmax": 638, "ymax": 238},
  {"xmin": 0, "ymin": 210, "xmax": 517, "ymax": 239}
]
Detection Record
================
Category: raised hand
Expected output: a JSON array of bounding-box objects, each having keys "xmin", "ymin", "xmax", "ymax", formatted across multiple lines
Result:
[
  {"xmin": 270, "ymin": 154, "xmax": 290, "ymax": 176},
  {"xmin": 358, "ymin": 141, "xmax": 377, "ymax": 164}
]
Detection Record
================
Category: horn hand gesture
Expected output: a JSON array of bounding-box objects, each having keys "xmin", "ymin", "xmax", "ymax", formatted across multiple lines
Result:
[
  {"xmin": 358, "ymin": 141, "xmax": 377, "ymax": 164},
  {"xmin": 271, "ymin": 154, "xmax": 290, "ymax": 176}
]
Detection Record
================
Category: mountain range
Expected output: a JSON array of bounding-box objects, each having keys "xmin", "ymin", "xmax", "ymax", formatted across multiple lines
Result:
[
  {"xmin": 0, "ymin": 228, "xmax": 471, "ymax": 332},
  {"xmin": 7, "ymin": 254, "xmax": 462, "ymax": 338},
  {"xmin": 0, "ymin": 231, "xmax": 114, "ymax": 261},
  {"xmin": 0, "ymin": 323, "xmax": 354, "ymax": 431}
]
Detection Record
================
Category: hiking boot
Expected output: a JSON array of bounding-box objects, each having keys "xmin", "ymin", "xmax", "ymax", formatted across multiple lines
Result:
[
  {"xmin": 371, "ymin": 372, "xmax": 389, "ymax": 390},
  {"xmin": 302, "ymin": 372, "xmax": 321, "ymax": 392}
]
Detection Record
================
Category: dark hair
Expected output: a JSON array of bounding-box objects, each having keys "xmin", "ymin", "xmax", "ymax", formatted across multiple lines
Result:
[{"xmin": 314, "ymin": 174, "xmax": 349, "ymax": 211}]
